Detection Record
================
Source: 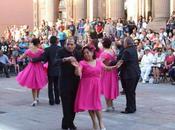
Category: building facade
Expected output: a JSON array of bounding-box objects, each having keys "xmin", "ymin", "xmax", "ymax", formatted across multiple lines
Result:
[
  {"xmin": 33, "ymin": 0, "xmax": 175, "ymax": 23},
  {"xmin": 0, "ymin": 0, "xmax": 33, "ymax": 35},
  {"xmin": 33, "ymin": 0, "xmax": 175, "ymax": 31},
  {"xmin": 0, "ymin": 0, "xmax": 175, "ymax": 34}
]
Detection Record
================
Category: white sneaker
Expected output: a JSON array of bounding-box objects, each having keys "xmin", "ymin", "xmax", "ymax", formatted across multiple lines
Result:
[{"xmin": 101, "ymin": 127, "xmax": 106, "ymax": 130}]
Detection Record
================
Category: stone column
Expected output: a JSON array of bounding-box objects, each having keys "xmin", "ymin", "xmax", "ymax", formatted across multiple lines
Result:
[
  {"xmin": 93, "ymin": 0, "xmax": 98, "ymax": 18},
  {"xmin": 74, "ymin": 0, "xmax": 87, "ymax": 20},
  {"xmin": 138, "ymin": 0, "xmax": 142, "ymax": 16},
  {"xmin": 170, "ymin": 0, "xmax": 175, "ymax": 14},
  {"xmin": 145, "ymin": 0, "xmax": 152, "ymax": 21},
  {"xmin": 45, "ymin": 0, "xmax": 59, "ymax": 26},
  {"xmin": 147, "ymin": 0, "xmax": 170, "ymax": 32},
  {"xmin": 141, "ymin": 0, "xmax": 145, "ymax": 17},
  {"xmin": 127, "ymin": 0, "xmax": 139, "ymax": 22},
  {"xmin": 153, "ymin": 0, "xmax": 170, "ymax": 19},
  {"xmin": 38, "ymin": 0, "xmax": 46, "ymax": 25},
  {"xmin": 106, "ymin": 0, "xmax": 124, "ymax": 20},
  {"xmin": 106, "ymin": 0, "xmax": 110, "ymax": 18},
  {"xmin": 109, "ymin": 0, "xmax": 124, "ymax": 20},
  {"xmin": 139, "ymin": 0, "xmax": 150, "ymax": 20},
  {"xmin": 33, "ymin": 0, "xmax": 39, "ymax": 27},
  {"xmin": 65, "ymin": 0, "xmax": 73, "ymax": 20},
  {"xmin": 87, "ymin": 0, "xmax": 98, "ymax": 21},
  {"xmin": 98, "ymin": 0, "xmax": 106, "ymax": 19}
]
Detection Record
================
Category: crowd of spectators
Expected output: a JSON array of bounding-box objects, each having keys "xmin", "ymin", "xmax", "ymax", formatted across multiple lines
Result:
[{"xmin": 1, "ymin": 13, "xmax": 175, "ymax": 84}]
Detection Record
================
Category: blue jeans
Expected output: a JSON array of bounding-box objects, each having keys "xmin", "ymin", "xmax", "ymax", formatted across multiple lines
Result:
[{"xmin": 116, "ymin": 30, "xmax": 124, "ymax": 38}]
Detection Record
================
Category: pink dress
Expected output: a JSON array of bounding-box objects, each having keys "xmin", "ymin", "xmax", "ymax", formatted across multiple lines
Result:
[
  {"xmin": 100, "ymin": 51, "xmax": 119, "ymax": 99},
  {"xmin": 74, "ymin": 60, "xmax": 102, "ymax": 112},
  {"xmin": 95, "ymin": 48, "xmax": 103, "ymax": 58},
  {"xmin": 16, "ymin": 49, "xmax": 47, "ymax": 89}
]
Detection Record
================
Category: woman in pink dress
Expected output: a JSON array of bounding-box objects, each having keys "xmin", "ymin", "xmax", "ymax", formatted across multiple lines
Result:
[
  {"xmin": 87, "ymin": 36, "xmax": 103, "ymax": 58},
  {"xmin": 100, "ymin": 38, "xmax": 119, "ymax": 111},
  {"xmin": 16, "ymin": 38, "xmax": 47, "ymax": 106},
  {"xmin": 73, "ymin": 46, "xmax": 110, "ymax": 130}
]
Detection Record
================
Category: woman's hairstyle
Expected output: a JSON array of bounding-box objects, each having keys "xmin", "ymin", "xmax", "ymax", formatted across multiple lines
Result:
[
  {"xmin": 89, "ymin": 32, "xmax": 98, "ymax": 39},
  {"xmin": 124, "ymin": 36, "xmax": 135, "ymax": 47},
  {"xmin": 91, "ymin": 39, "xmax": 99, "ymax": 51},
  {"xmin": 102, "ymin": 37, "xmax": 112, "ymax": 49},
  {"xmin": 82, "ymin": 46, "xmax": 96, "ymax": 59},
  {"xmin": 32, "ymin": 38, "xmax": 40, "ymax": 46},
  {"xmin": 50, "ymin": 36, "xmax": 58, "ymax": 44}
]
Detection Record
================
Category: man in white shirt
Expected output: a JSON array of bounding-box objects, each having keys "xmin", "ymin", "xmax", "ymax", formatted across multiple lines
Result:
[{"xmin": 140, "ymin": 47, "xmax": 153, "ymax": 83}]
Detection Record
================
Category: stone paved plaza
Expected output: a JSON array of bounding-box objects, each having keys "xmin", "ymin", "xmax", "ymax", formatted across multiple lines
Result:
[{"xmin": 0, "ymin": 77, "xmax": 175, "ymax": 130}]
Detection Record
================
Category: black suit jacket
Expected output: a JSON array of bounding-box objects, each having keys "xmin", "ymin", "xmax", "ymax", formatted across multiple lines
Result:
[
  {"xmin": 120, "ymin": 46, "xmax": 141, "ymax": 79},
  {"xmin": 42, "ymin": 44, "xmax": 61, "ymax": 76},
  {"xmin": 56, "ymin": 48, "xmax": 82, "ymax": 90}
]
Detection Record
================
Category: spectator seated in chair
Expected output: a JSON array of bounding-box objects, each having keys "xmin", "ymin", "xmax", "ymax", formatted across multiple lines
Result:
[
  {"xmin": 169, "ymin": 65, "xmax": 175, "ymax": 85},
  {"xmin": 162, "ymin": 48, "xmax": 175, "ymax": 81},
  {"xmin": 0, "ymin": 50, "xmax": 11, "ymax": 78},
  {"xmin": 152, "ymin": 48, "xmax": 166, "ymax": 84},
  {"xmin": 140, "ymin": 46, "xmax": 153, "ymax": 83}
]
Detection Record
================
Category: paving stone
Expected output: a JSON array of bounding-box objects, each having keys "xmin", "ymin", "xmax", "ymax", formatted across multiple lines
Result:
[{"xmin": 0, "ymin": 77, "xmax": 175, "ymax": 130}]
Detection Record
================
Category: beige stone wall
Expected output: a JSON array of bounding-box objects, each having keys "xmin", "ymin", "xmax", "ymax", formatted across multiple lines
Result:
[
  {"xmin": 147, "ymin": 0, "xmax": 170, "ymax": 32},
  {"xmin": 87, "ymin": 0, "xmax": 98, "ymax": 21},
  {"xmin": 1, "ymin": 0, "xmax": 173, "ymax": 32},
  {"xmin": 170, "ymin": 0, "xmax": 175, "ymax": 14},
  {"xmin": 0, "ymin": 0, "xmax": 33, "ymax": 34},
  {"xmin": 153, "ymin": 0, "xmax": 170, "ymax": 19},
  {"xmin": 126, "ymin": 0, "xmax": 139, "ymax": 22},
  {"xmin": 74, "ymin": 0, "xmax": 87, "ymax": 20},
  {"xmin": 98, "ymin": 0, "xmax": 106, "ymax": 19}
]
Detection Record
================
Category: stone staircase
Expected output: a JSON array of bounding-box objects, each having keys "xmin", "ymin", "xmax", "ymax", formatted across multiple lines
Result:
[{"xmin": 147, "ymin": 17, "xmax": 168, "ymax": 32}]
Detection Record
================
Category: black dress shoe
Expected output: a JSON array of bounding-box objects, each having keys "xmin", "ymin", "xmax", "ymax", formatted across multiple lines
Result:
[
  {"xmin": 70, "ymin": 128, "xmax": 76, "ymax": 130},
  {"xmin": 70, "ymin": 124, "xmax": 77, "ymax": 130},
  {"xmin": 120, "ymin": 91, "xmax": 125, "ymax": 95},
  {"xmin": 121, "ymin": 110, "xmax": 136, "ymax": 114},
  {"xmin": 49, "ymin": 100, "xmax": 54, "ymax": 105},
  {"xmin": 6, "ymin": 75, "xmax": 10, "ymax": 78},
  {"xmin": 55, "ymin": 100, "xmax": 60, "ymax": 105},
  {"xmin": 62, "ymin": 126, "xmax": 68, "ymax": 130},
  {"xmin": 69, "ymin": 127, "xmax": 77, "ymax": 130}
]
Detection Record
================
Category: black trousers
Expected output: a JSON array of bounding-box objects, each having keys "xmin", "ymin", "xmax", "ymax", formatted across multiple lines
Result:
[
  {"xmin": 60, "ymin": 80, "xmax": 78, "ymax": 128},
  {"xmin": 122, "ymin": 77, "xmax": 139, "ymax": 112},
  {"xmin": 120, "ymin": 77, "xmax": 125, "ymax": 92},
  {"xmin": 48, "ymin": 76, "xmax": 60, "ymax": 102},
  {"xmin": 0, "ymin": 62, "xmax": 9, "ymax": 77}
]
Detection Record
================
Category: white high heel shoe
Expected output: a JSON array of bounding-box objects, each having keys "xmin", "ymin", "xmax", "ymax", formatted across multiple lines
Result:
[
  {"xmin": 31, "ymin": 100, "xmax": 37, "ymax": 106},
  {"xmin": 101, "ymin": 127, "xmax": 106, "ymax": 130},
  {"xmin": 36, "ymin": 98, "xmax": 39, "ymax": 103}
]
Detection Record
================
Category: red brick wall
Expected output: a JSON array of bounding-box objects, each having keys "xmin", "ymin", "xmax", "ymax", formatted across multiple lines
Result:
[{"xmin": 0, "ymin": 0, "xmax": 33, "ymax": 35}]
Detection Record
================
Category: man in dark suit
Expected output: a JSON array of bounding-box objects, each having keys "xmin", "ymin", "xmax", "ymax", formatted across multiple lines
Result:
[
  {"xmin": 32, "ymin": 36, "xmax": 61, "ymax": 105},
  {"xmin": 56, "ymin": 37, "xmax": 81, "ymax": 130},
  {"xmin": 117, "ymin": 36, "xmax": 140, "ymax": 114},
  {"xmin": 115, "ymin": 37, "xmax": 125, "ymax": 95},
  {"xmin": 42, "ymin": 36, "xmax": 61, "ymax": 105}
]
